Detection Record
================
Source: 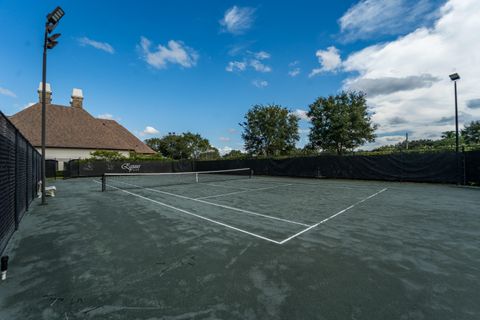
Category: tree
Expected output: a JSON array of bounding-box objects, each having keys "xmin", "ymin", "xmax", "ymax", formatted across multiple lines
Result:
[
  {"xmin": 145, "ymin": 132, "xmax": 216, "ymax": 160},
  {"xmin": 240, "ymin": 104, "xmax": 299, "ymax": 156},
  {"xmin": 462, "ymin": 121, "xmax": 480, "ymax": 145},
  {"xmin": 89, "ymin": 150, "xmax": 126, "ymax": 161},
  {"xmin": 222, "ymin": 150, "xmax": 245, "ymax": 159},
  {"xmin": 307, "ymin": 91, "xmax": 376, "ymax": 154}
]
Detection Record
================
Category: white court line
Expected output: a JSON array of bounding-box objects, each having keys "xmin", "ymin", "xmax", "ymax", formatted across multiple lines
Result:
[
  {"xmin": 114, "ymin": 180, "xmax": 309, "ymax": 227},
  {"xmin": 93, "ymin": 180, "xmax": 283, "ymax": 244},
  {"xmin": 196, "ymin": 184, "xmax": 292, "ymax": 200},
  {"xmin": 279, "ymin": 188, "xmax": 388, "ymax": 244}
]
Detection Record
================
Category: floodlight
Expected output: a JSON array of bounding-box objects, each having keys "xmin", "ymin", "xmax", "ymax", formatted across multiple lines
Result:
[
  {"xmin": 449, "ymin": 73, "xmax": 460, "ymax": 81},
  {"xmin": 47, "ymin": 6, "xmax": 65, "ymax": 25},
  {"xmin": 46, "ymin": 33, "xmax": 61, "ymax": 49}
]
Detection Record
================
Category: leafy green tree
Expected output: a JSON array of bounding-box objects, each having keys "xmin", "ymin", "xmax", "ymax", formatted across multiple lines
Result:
[
  {"xmin": 145, "ymin": 132, "xmax": 216, "ymax": 159},
  {"xmin": 240, "ymin": 104, "xmax": 299, "ymax": 156},
  {"xmin": 307, "ymin": 91, "xmax": 377, "ymax": 154},
  {"xmin": 89, "ymin": 150, "xmax": 126, "ymax": 160},
  {"xmin": 144, "ymin": 138, "xmax": 163, "ymax": 153},
  {"xmin": 198, "ymin": 148, "xmax": 221, "ymax": 160},
  {"xmin": 462, "ymin": 121, "xmax": 480, "ymax": 145},
  {"xmin": 222, "ymin": 150, "xmax": 245, "ymax": 159}
]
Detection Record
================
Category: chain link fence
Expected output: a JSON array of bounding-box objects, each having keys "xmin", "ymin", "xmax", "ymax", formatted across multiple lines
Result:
[{"xmin": 0, "ymin": 111, "xmax": 42, "ymax": 255}]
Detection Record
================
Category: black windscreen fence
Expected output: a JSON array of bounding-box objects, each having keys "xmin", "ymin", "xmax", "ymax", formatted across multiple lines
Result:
[
  {"xmin": 64, "ymin": 151, "xmax": 479, "ymax": 185},
  {"xmin": 65, "ymin": 159, "xmax": 195, "ymax": 178},
  {"xmin": 0, "ymin": 112, "xmax": 41, "ymax": 255}
]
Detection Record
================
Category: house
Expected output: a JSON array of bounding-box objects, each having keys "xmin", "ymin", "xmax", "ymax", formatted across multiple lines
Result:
[{"xmin": 10, "ymin": 83, "xmax": 156, "ymax": 170}]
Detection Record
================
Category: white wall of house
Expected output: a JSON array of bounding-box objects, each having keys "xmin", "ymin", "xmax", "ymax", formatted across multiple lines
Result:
[{"xmin": 35, "ymin": 147, "xmax": 130, "ymax": 170}]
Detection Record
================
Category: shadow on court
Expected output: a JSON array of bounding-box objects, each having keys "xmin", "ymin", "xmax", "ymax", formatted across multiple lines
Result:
[{"xmin": 0, "ymin": 177, "xmax": 479, "ymax": 319}]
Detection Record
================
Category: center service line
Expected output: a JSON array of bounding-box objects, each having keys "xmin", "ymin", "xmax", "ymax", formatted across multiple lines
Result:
[{"xmin": 279, "ymin": 188, "xmax": 388, "ymax": 244}]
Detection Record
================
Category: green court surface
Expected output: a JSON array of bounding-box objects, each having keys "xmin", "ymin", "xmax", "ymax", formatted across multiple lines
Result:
[{"xmin": 0, "ymin": 176, "xmax": 479, "ymax": 319}]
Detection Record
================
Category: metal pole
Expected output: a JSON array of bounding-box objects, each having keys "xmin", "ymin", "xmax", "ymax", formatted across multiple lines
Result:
[
  {"xmin": 41, "ymin": 28, "xmax": 47, "ymax": 205},
  {"xmin": 454, "ymin": 81, "xmax": 459, "ymax": 153},
  {"xmin": 454, "ymin": 80, "xmax": 460, "ymax": 184}
]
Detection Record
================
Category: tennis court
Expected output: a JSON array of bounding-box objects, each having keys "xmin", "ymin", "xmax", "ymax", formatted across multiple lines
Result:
[{"xmin": 1, "ymin": 173, "xmax": 479, "ymax": 319}]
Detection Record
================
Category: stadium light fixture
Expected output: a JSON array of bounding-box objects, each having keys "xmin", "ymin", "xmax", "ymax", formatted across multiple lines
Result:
[
  {"xmin": 41, "ymin": 6, "xmax": 65, "ymax": 205},
  {"xmin": 449, "ymin": 73, "xmax": 461, "ymax": 184}
]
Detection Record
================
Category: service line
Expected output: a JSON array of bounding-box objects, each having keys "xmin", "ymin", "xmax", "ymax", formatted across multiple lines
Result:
[
  {"xmin": 279, "ymin": 188, "xmax": 388, "ymax": 244},
  {"xmin": 93, "ymin": 180, "xmax": 283, "ymax": 244}
]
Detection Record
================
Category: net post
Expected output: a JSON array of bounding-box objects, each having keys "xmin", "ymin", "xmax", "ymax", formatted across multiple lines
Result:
[
  {"xmin": 101, "ymin": 174, "xmax": 106, "ymax": 192},
  {"xmin": 195, "ymin": 173, "xmax": 199, "ymax": 183},
  {"xmin": 250, "ymin": 169, "xmax": 253, "ymax": 179}
]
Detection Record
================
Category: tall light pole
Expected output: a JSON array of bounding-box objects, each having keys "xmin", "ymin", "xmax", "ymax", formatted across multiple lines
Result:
[
  {"xmin": 41, "ymin": 6, "xmax": 64, "ymax": 204},
  {"xmin": 449, "ymin": 73, "xmax": 461, "ymax": 184}
]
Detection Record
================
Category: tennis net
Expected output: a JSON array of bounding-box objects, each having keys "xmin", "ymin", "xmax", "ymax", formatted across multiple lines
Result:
[{"xmin": 101, "ymin": 168, "xmax": 253, "ymax": 191}]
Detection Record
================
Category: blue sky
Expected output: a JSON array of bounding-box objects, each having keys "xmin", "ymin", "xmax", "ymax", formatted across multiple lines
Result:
[{"xmin": 1, "ymin": 0, "xmax": 479, "ymax": 153}]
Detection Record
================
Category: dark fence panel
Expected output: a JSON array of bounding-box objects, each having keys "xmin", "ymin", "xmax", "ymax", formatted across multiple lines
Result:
[
  {"xmin": 197, "ymin": 152, "xmax": 469, "ymax": 184},
  {"xmin": 63, "ymin": 151, "xmax": 479, "ymax": 185},
  {"xmin": 0, "ymin": 111, "xmax": 41, "ymax": 255},
  {"xmin": 65, "ymin": 159, "xmax": 195, "ymax": 177},
  {"xmin": 45, "ymin": 160, "xmax": 58, "ymax": 178},
  {"xmin": 465, "ymin": 151, "xmax": 480, "ymax": 184}
]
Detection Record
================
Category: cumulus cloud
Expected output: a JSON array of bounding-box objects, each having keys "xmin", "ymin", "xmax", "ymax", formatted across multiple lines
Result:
[
  {"xmin": 253, "ymin": 51, "xmax": 270, "ymax": 60},
  {"xmin": 217, "ymin": 146, "xmax": 234, "ymax": 155},
  {"xmin": 252, "ymin": 80, "xmax": 268, "ymax": 88},
  {"xmin": 250, "ymin": 59, "xmax": 271, "ymax": 73},
  {"xmin": 388, "ymin": 116, "xmax": 408, "ymax": 125},
  {"xmin": 140, "ymin": 126, "xmax": 159, "ymax": 136},
  {"xmin": 309, "ymin": 46, "xmax": 342, "ymax": 77},
  {"xmin": 22, "ymin": 102, "xmax": 35, "ymax": 109},
  {"xmin": 291, "ymin": 109, "xmax": 310, "ymax": 121},
  {"xmin": 332, "ymin": 0, "xmax": 480, "ymax": 146},
  {"xmin": 220, "ymin": 6, "xmax": 256, "ymax": 35},
  {"xmin": 226, "ymin": 51, "xmax": 272, "ymax": 73},
  {"xmin": 0, "ymin": 87, "xmax": 16, "ymax": 98},
  {"xmin": 78, "ymin": 37, "xmax": 115, "ymax": 54},
  {"xmin": 97, "ymin": 113, "xmax": 114, "ymax": 120},
  {"xmin": 288, "ymin": 68, "xmax": 301, "ymax": 77},
  {"xmin": 467, "ymin": 99, "xmax": 480, "ymax": 109},
  {"xmin": 339, "ymin": 0, "xmax": 442, "ymax": 42},
  {"xmin": 345, "ymin": 74, "xmax": 440, "ymax": 97},
  {"xmin": 225, "ymin": 61, "xmax": 247, "ymax": 72},
  {"xmin": 138, "ymin": 37, "xmax": 198, "ymax": 69}
]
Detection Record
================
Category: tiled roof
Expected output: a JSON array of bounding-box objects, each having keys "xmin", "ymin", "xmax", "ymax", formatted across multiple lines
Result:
[{"xmin": 9, "ymin": 103, "xmax": 155, "ymax": 154}]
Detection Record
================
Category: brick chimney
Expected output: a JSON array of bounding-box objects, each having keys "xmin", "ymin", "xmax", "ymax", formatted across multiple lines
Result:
[
  {"xmin": 37, "ymin": 82, "xmax": 52, "ymax": 104},
  {"xmin": 70, "ymin": 88, "xmax": 83, "ymax": 108}
]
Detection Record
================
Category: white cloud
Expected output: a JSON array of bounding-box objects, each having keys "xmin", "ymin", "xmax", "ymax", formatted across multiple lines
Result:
[
  {"xmin": 226, "ymin": 61, "xmax": 247, "ymax": 72},
  {"xmin": 228, "ymin": 128, "xmax": 238, "ymax": 134},
  {"xmin": 309, "ymin": 46, "xmax": 342, "ymax": 77},
  {"xmin": 22, "ymin": 102, "xmax": 35, "ymax": 109},
  {"xmin": 217, "ymin": 146, "xmax": 233, "ymax": 155},
  {"xmin": 219, "ymin": 136, "xmax": 231, "ymax": 142},
  {"xmin": 250, "ymin": 60, "xmax": 272, "ymax": 73},
  {"xmin": 339, "ymin": 0, "xmax": 441, "ymax": 42},
  {"xmin": 0, "ymin": 87, "xmax": 16, "ymax": 98},
  {"xmin": 341, "ymin": 0, "xmax": 480, "ymax": 144},
  {"xmin": 78, "ymin": 37, "xmax": 115, "ymax": 54},
  {"xmin": 139, "ymin": 37, "xmax": 198, "ymax": 69},
  {"xmin": 140, "ymin": 126, "xmax": 160, "ymax": 136},
  {"xmin": 253, "ymin": 51, "xmax": 270, "ymax": 60},
  {"xmin": 220, "ymin": 6, "xmax": 256, "ymax": 35},
  {"xmin": 225, "ymin": 51, "xmax": 272, "ymax": 73},
  {"xmin": 291, "ymin": 109, "xmax": 310, "ymax": 121},
  {"xmin": 289, "ymin": 60, "xmax": 300, "ymax": 67},
  {"xmin": 252, "ymin": 80, "xmax": 268, "ymax": 88},
  {"xmin": 288, "ymin": 68, "xmax": 301, "ymax": 77},
  {"xmin": 97, "ymin": 113, "xmax": 114, "ymax": 120}
]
